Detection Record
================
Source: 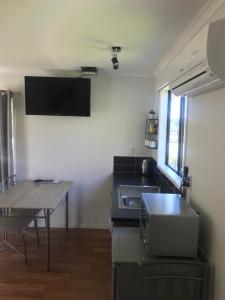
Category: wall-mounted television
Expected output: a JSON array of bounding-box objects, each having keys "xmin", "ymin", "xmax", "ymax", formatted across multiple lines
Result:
[{"xmin": 25, "ymin": 76, "xmax": 91, "ymax": 116}]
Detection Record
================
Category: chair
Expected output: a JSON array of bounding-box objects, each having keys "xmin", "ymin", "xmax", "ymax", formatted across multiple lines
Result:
[
  {"xmin": 0, "ymin": 176, "xmax": 40, "ymax": 264},
  {"xmin": 2, "ymin": 175, "xmax": 46, "ymax": 246},
  {"xmin": 0, "ymin": 213, "xmax": 33, "ymax": 264},
  {"xmin": 8, "ymin": 208, "xmax": 41, "ymax": 246}
]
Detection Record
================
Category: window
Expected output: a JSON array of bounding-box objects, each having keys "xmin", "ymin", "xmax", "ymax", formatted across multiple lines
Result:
[
  {"xmin": 165, "ymin": 91, "xmax": 185, "ymax": 175},
  {"xmin": 157, "ymin": 87, "xmax": 187, "ymax": 187}
]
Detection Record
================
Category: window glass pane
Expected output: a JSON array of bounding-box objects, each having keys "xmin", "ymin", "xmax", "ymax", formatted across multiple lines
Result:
[{"xmin": 167, "ymin": 94, "xmax": 181, "ymax": 172}]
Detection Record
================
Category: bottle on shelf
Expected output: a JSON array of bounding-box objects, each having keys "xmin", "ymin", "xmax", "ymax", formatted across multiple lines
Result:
[{"xmin": 144, "ymin": 111, "xmax": 158, "ymax": 149}]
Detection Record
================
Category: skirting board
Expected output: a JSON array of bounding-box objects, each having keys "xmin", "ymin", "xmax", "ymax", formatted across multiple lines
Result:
[
  {"xmin": 31, "ymin": 222, "xmax": 110, "ymax": 229},
  {"xmin": 30, "ymin": 217, "xmax": 112, "ymax": 230},
  {"xmin": 67, "ymin": 223, "xmax": 110, "ymax": 229}
]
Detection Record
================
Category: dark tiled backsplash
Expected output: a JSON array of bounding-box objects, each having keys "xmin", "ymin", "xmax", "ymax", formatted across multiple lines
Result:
[
  {"xmin": 113, "ymin": 164, "xmax": 136, "ymax": 174},
  {"xmin": 152, "ymin": 167, "xmax": 180, "ymax": 193},
  {"xmin": 113, "ymin": 156, "xmax": 179, "ymax": 194},
  {"xmin": 113, "ymin": 156, "xmax": 155, "ymax": 175}
]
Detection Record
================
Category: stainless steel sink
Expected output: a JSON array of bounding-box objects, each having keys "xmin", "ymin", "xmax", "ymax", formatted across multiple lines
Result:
[
  {"xmin": 118, "ymin": 185, "xmax": 159, "ymax": 209},
  {"xmin": 121, "ymin": 196, "xmax": 142, "ymax": 208}
]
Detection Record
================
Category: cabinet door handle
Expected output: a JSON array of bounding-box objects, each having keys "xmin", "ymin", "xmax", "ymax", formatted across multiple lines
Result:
[
  {"xmin": 117, "ymin": 264, "xmax": 120, "ymax": 300},
  {"xmin": 113, "ymin": 264, "xmax": 120, "ymax": 300},
  {"xmin": 140, "ymin": 212, "xmax": 144, "ymax": 239}
]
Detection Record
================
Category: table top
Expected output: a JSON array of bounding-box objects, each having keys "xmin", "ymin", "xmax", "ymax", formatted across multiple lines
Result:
[{"xmin": 0, "ymin": 180, "xmax": 73, "ymax": 209}]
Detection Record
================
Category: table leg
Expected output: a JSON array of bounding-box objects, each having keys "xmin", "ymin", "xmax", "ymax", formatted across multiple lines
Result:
[
  {"xmin": 45, "ymin": 209, "xmax": 50, "ymax": 271},
  {"xmin": 65, "ymin": 192, "xmax": 69, "ymax": 232}
]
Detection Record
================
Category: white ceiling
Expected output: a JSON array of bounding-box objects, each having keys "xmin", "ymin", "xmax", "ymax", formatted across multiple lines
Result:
[{"xmin": 0, "ymin": 0, "xmax": 208, "ymax": 77}]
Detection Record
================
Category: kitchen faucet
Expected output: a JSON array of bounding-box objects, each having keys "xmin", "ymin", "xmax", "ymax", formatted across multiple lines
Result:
[{"xmin": 180, "ymin": 166, "xmax": 191, "ymax": 204}]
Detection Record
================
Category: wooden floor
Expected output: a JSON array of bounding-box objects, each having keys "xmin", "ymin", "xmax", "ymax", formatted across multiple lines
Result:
[{"xmin": 0, "ymin": 228, "xmax": 112, "ymax": 300}]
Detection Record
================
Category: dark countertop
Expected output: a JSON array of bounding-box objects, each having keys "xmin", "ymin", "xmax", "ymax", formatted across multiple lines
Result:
[{"xmin": 111, "ymin": 173, "xmax": 157, "ymax": 226}]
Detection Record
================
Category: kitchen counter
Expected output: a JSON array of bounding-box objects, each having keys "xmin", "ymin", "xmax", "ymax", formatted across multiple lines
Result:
[
  {"xmin": 111, "ymin": 173, "xmax": 156, "ymax": 226},
  {"xmin": 111, "ymin": 155, "xmax": 180, "ymax": 226}
]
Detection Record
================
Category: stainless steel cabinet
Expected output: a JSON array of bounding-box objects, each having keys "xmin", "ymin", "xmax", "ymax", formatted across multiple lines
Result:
[
  {"xmin": 141, "ymin": 261, "xmax": 208, "ymax": 300},
  {"xmin": 113, "ymin": 263, "xmax": 140, "ymax": 300},
  {"xmin": 112, "ymin": 227, "xmax": 141, "ymax": 300},
  {"xmin": 112, "ymin": 227, "xmax": 209, "ymax": 300}
]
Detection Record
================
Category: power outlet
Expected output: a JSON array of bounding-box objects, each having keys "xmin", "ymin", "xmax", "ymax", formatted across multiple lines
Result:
[{"xmin": 128, "ymin": 146, "xmax": 134, "ymax": 156}]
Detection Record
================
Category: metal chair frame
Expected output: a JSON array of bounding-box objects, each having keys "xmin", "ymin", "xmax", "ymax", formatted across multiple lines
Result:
[{"xmin": 0, "ymin": 175, "xmax": 42, "ymax": 264}]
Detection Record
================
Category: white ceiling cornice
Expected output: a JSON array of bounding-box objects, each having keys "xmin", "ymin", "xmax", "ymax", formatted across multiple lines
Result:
[{"xmin": 154, "ymin": 0, "xmax": 225, "ymax": 77}]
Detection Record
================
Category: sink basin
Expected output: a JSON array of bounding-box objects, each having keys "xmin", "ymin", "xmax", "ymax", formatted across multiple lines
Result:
[
  {"xmin": 118, "ymin": 185, "xmax": 159, "ymax": 209},
  {"xmin": 122, "ymin": 196, "xmax": 142, "ymax": 208}
]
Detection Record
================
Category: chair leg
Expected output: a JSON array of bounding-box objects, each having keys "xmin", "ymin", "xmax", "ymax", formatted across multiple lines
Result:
[
  {"xmin": 34, "ymin": 217, "xmax": 40, "ymax": 247},
  {"xmin": 4, "ymin": 231, "xmax": 8, "ymax": 242},
  {"xmin": 44, "ymin": 210, "xmax": 47, "ymax": 226},
  {"xmin": 22, "ymin": 232, "xmax": 28, "ymax": 265}
]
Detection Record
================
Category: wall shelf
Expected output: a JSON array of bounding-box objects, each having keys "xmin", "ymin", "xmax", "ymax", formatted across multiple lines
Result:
[{"xmin": 144, "ymin": 118, "xmax": 158, "ymax": 149}]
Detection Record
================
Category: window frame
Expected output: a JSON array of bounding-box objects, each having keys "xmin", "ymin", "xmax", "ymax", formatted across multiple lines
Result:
[
  {"xmin": 157, "ymin": 86, "xmax": 188, "ymax": 188},
  {"xmin": 165, "ymin": 91, "xmax": 186, "ymax": 176}
]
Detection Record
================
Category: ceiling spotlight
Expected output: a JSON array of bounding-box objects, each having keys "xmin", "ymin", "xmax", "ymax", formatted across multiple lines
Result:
[
  {"xmin": 111, "ymin": 56, "xmax": 119, "ymax": 70},
  {"xmin": 111, "ymin": 46, "xmax": 121, "ymax": 70}
]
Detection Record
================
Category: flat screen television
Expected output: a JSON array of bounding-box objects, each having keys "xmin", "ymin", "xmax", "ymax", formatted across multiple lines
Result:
[{"xmin": 25, "ymin": 76, "xmax": 91, "ymax": 116}]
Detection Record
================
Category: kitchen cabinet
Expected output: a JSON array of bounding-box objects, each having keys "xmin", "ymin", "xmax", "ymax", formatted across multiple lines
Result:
[
  {"xmin": 112, "ymin": 227, "xmax": 141, "ymax": 300},
  {"xmin": 112, "ymin": 227, "xmax": 209, "ymax": 300},
  {"xmin": 144, "ymin": 118, "xmax": 158, "ymax": 149},
  {"xmin": 141, "ymin": 261, "xmax": 208, "ymax": 300},
  {"xmin": 111, "ymin": 159, "xmax": 208, "ymax": 300},
  {"xmin": 113, "ymin": 263, "xmax": 140, "ymax": 300}
]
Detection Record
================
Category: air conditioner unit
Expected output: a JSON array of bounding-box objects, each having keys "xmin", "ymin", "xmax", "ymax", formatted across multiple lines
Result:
[{"xmin": 169, "ymin": 19, "xmax": 225, "ymax": 96}]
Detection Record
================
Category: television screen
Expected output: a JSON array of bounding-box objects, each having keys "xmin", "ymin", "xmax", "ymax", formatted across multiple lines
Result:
[{"xmin": 25, "ymin": 76, "xmax": 91, "ymax": 116}]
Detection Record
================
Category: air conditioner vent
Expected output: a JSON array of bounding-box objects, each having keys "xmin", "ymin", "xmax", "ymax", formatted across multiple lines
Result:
[
  {"xmin": 171, "ymin": 71, "xmax": 207, "ymax": 91},
  {"xmin": 168, "ymin": 19, "xmax": 225, "ymax": 96}
]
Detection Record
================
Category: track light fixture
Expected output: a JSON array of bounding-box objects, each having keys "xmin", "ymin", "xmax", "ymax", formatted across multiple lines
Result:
[
  {"xmin": 81, "ymin": 67, "xmax": 98, "ymax": 75},
  {"xmin": 111, "ymin": 46, "xmax": 121, "ymax": 70}
]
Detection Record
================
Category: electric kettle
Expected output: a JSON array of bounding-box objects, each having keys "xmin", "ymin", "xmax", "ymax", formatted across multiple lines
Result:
[{"xmin": 142, "ymin": 159, "xmax": 151, "ymax": 175}]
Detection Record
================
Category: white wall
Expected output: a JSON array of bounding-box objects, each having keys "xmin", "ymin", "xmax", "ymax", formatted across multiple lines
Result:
[
  {"xmin": 0, "ymin": 73, "xmax": 154, "ymax": 228},
  {"xmin": 154, "ymin": 1, "xmax": 225, "ymax": 299},
  {"xmin": 187, "ymin": 88, "xmax": 225, "ymax": 300}
]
